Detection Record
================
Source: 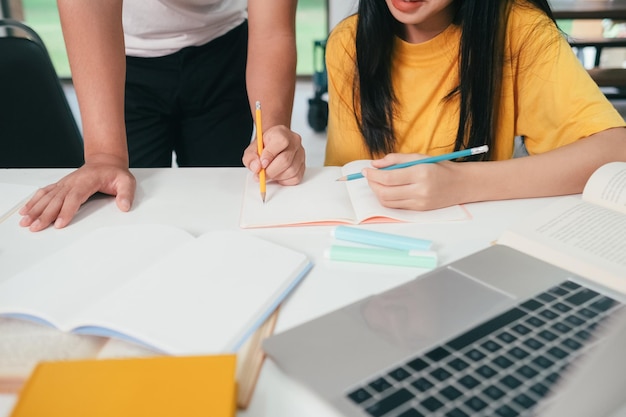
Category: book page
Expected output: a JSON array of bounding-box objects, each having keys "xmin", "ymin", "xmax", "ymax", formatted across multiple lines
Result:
[
  {"xmin": 0, "ymin": 317, "xmax": 106, "ymax": 388},
  {"xmin": 0, "ymin": 224, "xmax": 194, "ymax": 330},
  {"xmin": 498, "ymin": 196, "xmax": 626, "ymax": 293},
  {"xmin": 582, "ymin": 162, "xmax": 626, "ymax": 214},
  {"xmin": 65, "ymin": 231, "xmax": 311, "ymax": 355},
  {"xmin": 239, "ymin": 166, "xmax": 356, "ymax": 228},
  {"xmin": 341, "ymin": 160, "xmax": 472, "ymax": 224}
]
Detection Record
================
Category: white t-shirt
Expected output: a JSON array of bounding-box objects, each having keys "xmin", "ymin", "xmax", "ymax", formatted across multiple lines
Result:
[{"xmin": 123, "ymin": 0, "xmax": 247, "ymax": 57}]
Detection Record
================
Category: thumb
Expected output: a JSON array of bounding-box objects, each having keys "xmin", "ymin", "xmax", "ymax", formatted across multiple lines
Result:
[{"xmin": 115, "ymin": 182, "xmax": 135, "ymax": 212}]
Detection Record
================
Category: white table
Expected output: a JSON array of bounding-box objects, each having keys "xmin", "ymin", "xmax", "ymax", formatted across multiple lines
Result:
[{"xmin": 0, "ymin": 168, "xmax": 561, "ymax": 417}]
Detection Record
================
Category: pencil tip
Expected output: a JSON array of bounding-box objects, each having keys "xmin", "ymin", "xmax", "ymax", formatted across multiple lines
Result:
[
  {"xmin": 261, "ymin": 192, "xmax": 266, "ymax": 203},
  {"xmin": 336, "ymin": 177, "xmax": 346, "ymax": 182}
]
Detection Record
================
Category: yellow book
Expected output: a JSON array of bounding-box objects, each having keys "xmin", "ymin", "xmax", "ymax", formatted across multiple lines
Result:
[{"xmin": 9, "ymin": 355, "xmax": 236, "ymax": 417}]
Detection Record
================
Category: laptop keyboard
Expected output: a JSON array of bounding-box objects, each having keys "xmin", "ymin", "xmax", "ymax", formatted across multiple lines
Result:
[{"xmin": 346, "ymin": 280, "xmax": 622, "ymax": 417}]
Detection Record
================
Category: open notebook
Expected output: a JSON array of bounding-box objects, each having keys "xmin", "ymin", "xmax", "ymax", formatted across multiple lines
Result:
[
  {"xmin": 240, "ymin": 164, "xmax": 471, "ymax": 228},
  {"xmin": 0, "ymin": 224, "xmax": 312, "ymax": 355}
]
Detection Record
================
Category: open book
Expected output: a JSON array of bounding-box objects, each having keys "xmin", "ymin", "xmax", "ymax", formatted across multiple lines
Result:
[
  {"xmin": 0, "ymin": 224, "xmax": 312, "ymax": 355},
  {"xmin": 498, "ymin": 161, "xmax": 626, "ymax": 293},
  {"xmin": 240, "ymin": 163, "xmax": 471, "ymax": 228},
  {"xmin": 0, "ymin": 309, "xmax": 278, "ymax": 410}
]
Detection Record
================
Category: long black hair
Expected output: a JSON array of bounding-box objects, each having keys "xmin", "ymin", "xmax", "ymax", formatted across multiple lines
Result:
[{"xmin": 354, "ymin": 0, "xmax": 556, "ymax": 160}]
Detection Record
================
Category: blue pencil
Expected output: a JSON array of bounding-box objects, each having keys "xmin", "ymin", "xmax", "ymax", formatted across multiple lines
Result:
[{"xmin": 336, "ymin": 145, "xmax": 489, "ymax": 181}]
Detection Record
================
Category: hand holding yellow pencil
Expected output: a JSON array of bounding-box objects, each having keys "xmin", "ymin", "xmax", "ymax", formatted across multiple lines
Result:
[{"xmin": 255, "ymin": 101, "xmax": 266, "ymax": 203}]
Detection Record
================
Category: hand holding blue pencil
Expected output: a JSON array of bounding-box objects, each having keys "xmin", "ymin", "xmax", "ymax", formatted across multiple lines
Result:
[{"xmin": 337, "ymin": 145, "xmax": 489, "ymax": 181}]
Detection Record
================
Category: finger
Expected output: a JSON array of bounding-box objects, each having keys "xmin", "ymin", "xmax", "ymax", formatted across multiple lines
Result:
[
  {"xmin": 53, "ymin": 191, "xmax": 88, "ymax": 229},
  {"xmin": 19, "ymin": 185, "xmax": 61, "ymax": 227},
  {"xmin": 274, "ymin": 160, "xmax": 306, "ymax": 186},
  {"xmin": 114, "ymin": 177, "xmax": 136, "ymax": 212},
  {"xmin": 28, "ymin": 193, "xmax": 66, "ymax": 232},
  {"xmin": 19, "ymin": 184, "xmax": 55, "ymax": 215},
  {"xmin": 242, "ymin": 142, "xmax": 262, "ymax": 172}
]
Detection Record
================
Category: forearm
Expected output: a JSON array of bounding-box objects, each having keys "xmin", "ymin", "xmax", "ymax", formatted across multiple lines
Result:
[
  {"xmin": 460, "ymin": 128, "xmax": 626, "ymax": 203},
  {"xmin": 57, "ymin": 0, "xmax": 128, "ymax": 164},
  {"xmin": 246, "ymin": 0, "xmax": 297, "ymax": 130}
]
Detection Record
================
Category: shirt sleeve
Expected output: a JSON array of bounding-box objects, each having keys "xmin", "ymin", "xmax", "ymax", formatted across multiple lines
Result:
[{"xmin": 510, "ymin": 6, "xmax": 625, "ymax": 155}]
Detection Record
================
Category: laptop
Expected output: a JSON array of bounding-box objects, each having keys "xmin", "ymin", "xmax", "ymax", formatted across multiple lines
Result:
[{"xmin": 263, "ymin": 244, "xmax": 626, "ymax": 417}]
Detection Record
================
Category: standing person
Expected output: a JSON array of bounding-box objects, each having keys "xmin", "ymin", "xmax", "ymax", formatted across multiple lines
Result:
[
  {"xmin": 20, "ymin": 0, "xmax": 305, "ymax": 232},
  {"xmin": 325, "ymin": 0, "xmax": 626, "ymax": 210}
]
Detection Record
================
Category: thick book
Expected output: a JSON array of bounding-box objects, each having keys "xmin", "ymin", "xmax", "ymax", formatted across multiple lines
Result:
[
  {"xmin": 9, "ymin": 355, "xmax": 237, "ymax": 417},
  {"xmin": 0, "ymin": 224, "xmax": 312, "ymax": 355},
  {"xmin": 240, "ymin": 164, "xmax": 471, "ymax": 228},
  {"xmin": 498, "ymin": 161, "xmax": 626, "ymax": 293},
  {"xmin": 0, "ymin": 309, "xmax": 278, "ymax": 410}
]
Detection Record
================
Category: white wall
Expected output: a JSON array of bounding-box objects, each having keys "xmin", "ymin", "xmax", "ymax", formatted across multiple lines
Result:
[{"xmin": 328, "ymin": 0, "xmax": 358, "ymax": 30}]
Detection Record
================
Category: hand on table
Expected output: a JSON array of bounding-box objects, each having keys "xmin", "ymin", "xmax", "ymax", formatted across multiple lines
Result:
[{"xmin": 19, "ymin": 156, "xmax": 136, "ymax": 232}]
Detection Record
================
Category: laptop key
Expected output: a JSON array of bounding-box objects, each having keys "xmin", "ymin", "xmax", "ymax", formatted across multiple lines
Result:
[
  {"xmin": 365, "ymin": 388, "xmax": 414, "ymax": 417},
  {"xmin": 445, "ymin": 409, "xmax": 469, "ymax": 417},
  {"xmin": 590, "ymin": 297, "xmax": 618, "ymax": 312},
  {"xmin": 388, "ymin": 367, "xmax": 411, "ymax": 382},
  {"xmin": 513, "ymin": 393, "xmax": 537, "ymax": 409},
  {"xmin": 531, "ymin": 355, "xmax": 555, "ymax": 369},
  {"xmin": 440, "ymin": 386, "xmax": 463, "ymax": 401},
  {"xmin": 495, "ymin": 404, "xmax": 519, "ymax": 417},
  {"xmin": 515, "ymin": 365, "xmax": 538, "ymax": 379},
  {"xmin": 430, "ymin": 367, "xmax": 452, "ymax": 382},
  {"xmin": 369, "ymin": 377, "xmax": 392, "ymax": 393},
  {"xmin": 420, "ymin": 396, "xmax": 444, "ymax": 412},
  {"xmin": 466, "ymin": 348, "xmax": 486, "ymax": 362},
  {"xmin": 483, "ymin": 385, "xmax": 506, "ymax": 400},
  {"xmin": 458, "ymin": 375, "xmax": 480, "ymax": 389},
  {"xmin": 446, "ymin": 308, "xmax": 526, "ymax": 351},
  {"xmin": 501, "ymin": 375, "xmax": 522, "ymax": 389},
  {"xmin": 476, "ymin": 364, "xmax": 497, "ymax": 379},
  {"xmin": 347, "ymin": 388, "xmax": 372, "ymax": 404},
  {"xmin": 493, "ymin": 355, "xmax": 514, "ymax": 369},
  {"xmin": 406, "ymin": 357, "xmax": 429, "ymax": 372},
  {"xmin": 537, "ymin": 329, "xmax": 558, "ymax": 342},
  {"xmin": 411, "ymin": 377, "xmax": 434, "ymax": 392},
  {"xmin": 397, "ymin": 408, "xmax": 424, "ymax": 417},
  {"xmin": 464, "ymin": 396, "xmax": 488, "ymax": 412},
  {"xmin": 448, "ymin": 357, "xmax": 469, "ymax": 371},
  {"xmin": 547, "ymin": 346, "xmax": 569, "ymax": 360},
  {"xmin": 520, "ymin": 299, "xmax": 542, "ymax": 311},
  {"xmin": 426, "ymin": 346, "xmax": 451, "ymax": 361},
  {"xmin": 481, "ymin": 339, "xmax": 503, "ymax": 352},
  {"xmin": 529, "ymin": 382, "xmax": 550, "ymax": 397},
  {"xmin": 508, "ymin": 346, "xmax": 529, "ymax": 359},
  {"xmin": 565, "ymin": 288, "xmax": 599, "ymax": 306}
]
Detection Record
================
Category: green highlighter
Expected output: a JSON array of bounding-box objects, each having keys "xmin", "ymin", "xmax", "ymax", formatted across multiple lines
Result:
[{"xmin": 325, "ymin": 245, "xmax": 438, "ymax": 269}]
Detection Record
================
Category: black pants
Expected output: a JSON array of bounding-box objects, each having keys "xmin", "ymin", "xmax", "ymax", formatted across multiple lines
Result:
[{"xmin": 124, "ymin": 21, "xmax": 252, "ymax": 167}]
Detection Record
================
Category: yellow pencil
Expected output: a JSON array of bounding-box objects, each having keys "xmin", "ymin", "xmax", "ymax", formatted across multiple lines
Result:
[{"xmin": 255, "ymin": 101, "xmax": 266, "ymax": 203}]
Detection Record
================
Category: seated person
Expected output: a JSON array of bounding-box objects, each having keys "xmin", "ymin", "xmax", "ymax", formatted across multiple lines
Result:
[{"xmin": 325, "ymin": 0, "xmax": 626, "ymax": 211}]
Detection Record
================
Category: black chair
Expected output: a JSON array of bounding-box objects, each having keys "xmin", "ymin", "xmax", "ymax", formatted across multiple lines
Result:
[{"xmin": 0, "ymin": 18, "xmax": 84, "ymax": 168}]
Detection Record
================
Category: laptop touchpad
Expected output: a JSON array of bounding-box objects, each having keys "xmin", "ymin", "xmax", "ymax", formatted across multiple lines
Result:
[
  {"xmin": 346, "ymin": 267, "xmax": 513, "ymax": 361},
  {"xmin": 263, "ymin": 267, "xmax": 515, "ymax": 399}
]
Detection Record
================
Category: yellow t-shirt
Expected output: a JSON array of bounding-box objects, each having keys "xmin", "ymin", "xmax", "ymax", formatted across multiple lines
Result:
[{"xmin": 324, "ymin": 3, "xmax": 626, "ymax": 166}]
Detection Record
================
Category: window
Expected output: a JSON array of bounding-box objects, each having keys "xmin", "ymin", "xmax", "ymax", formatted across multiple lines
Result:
[{"xmin": 16, "ymin": 0, "xmax": 328, "ymax": 79}]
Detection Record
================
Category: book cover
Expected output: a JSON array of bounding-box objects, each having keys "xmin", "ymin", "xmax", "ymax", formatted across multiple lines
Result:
[{"xmin": 10, "ymin": 355, "xmax": 237, "ymax": 417}]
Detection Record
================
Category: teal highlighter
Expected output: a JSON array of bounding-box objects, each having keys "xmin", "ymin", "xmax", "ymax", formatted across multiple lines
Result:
[{"xmin": 332, "ymin": 225, "xmax": 432, "ymax": 251}]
